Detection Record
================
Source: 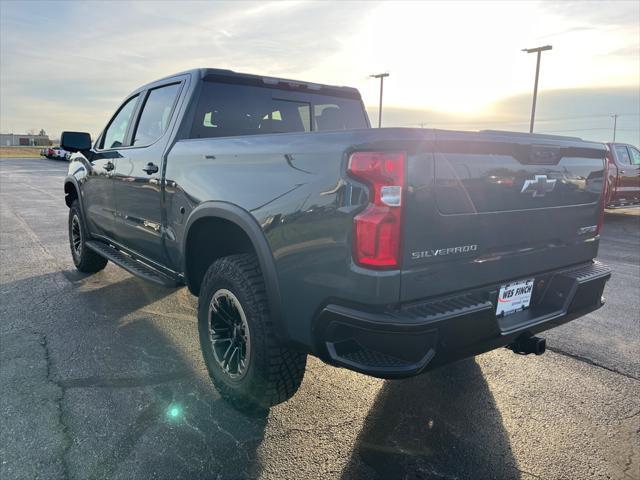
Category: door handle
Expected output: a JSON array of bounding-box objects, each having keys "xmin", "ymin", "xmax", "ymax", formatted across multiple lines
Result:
[
  {"xmin": 142, "ymin": 162, "xmax": 159, "ymax": 174},
  {"xmin": 104, "ymin": 161, "xmax": 115, "ymax": 171}
]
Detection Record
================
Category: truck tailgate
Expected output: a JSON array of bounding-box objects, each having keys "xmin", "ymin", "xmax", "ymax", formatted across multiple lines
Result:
[{"xmin": 401, "ymin": 130, "xmax": 607, "ymax": 303}]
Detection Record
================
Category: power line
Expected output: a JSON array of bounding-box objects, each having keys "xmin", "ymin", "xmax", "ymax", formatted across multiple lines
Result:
[
  {"xmin": 390, "ymin": 112, "xmax": 640, "ymax": 128},
  {"xmin": 391, "ymin": 122, "xmax": 639, "ymax": 135},
  {"xmin": 533, "ymin": 112, "xmax": 639, "ymax": 122},
  {"xmin": 397, "ymin": 115, "xmax": 637, "ymax": 131},
  {"xmin": 539, "ymin": 127, "xmax": 619, "ymax": 133},
  {"xmin": 394, "ymin": 113, "xmax": 640, "ymax": 129},
  {"xmin": 540, "ymin": 127, "xmax": 637, "ymax": 133}
]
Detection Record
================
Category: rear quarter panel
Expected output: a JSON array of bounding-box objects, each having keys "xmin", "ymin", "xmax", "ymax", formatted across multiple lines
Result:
[{"xmin": 165, "ymin": 129, "xmax": 408, "ymax": 347}]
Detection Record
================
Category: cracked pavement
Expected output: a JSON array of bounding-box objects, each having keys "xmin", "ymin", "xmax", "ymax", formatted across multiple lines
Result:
[{"xmin": 0, "ymin": 157, "xmax": 638, "ymax": 480}]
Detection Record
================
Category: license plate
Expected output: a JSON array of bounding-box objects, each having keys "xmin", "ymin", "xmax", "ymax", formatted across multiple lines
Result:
[{"xmin": 496, "ymin": 278, "xmax": 534, "ymax": 316}]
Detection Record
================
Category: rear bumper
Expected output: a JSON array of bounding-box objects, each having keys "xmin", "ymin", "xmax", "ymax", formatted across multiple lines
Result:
[{"xmin": 313, "ymin": 261, "xmax": 611, "ymax": 379}]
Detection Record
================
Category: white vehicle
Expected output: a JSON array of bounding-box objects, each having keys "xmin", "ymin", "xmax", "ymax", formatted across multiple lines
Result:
[{"xmin": 45, "ymin": 147, "xmax": 69, "ymax": 160}]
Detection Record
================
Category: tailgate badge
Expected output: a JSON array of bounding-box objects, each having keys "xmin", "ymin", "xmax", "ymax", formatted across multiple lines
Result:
[{"xmin": 521, "ymin": 175, "xmax": 556, "ymax": 197}]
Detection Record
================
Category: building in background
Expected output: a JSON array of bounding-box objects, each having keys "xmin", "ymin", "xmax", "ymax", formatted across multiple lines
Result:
[{"xmin": 0, "ymin": 133, "xmax": 52, "ymax": 146}]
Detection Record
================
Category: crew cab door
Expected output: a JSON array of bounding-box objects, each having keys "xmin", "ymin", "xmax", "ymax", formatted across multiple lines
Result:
[
  {"xmin": 628, "ymin": 146, "xmax": 640, "ymax": 197},
  {"xmin": 613, "ymin": 144, "xmax": 640, "ymax": 203},
  {"xmin": 84, "ymin": 94, "xmax": 140, "ymax": 238},
  {"xmin": 112, "ymin": 81, "xmax": 183, "ymax": 265}
]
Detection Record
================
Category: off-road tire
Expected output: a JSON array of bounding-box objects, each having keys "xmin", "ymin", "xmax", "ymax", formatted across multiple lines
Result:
[
  {"xmin": 198, "ymin": 254, "xmax": 307, "ymax": 412},
  {"xmin": 68, "ymin": 200, "xmax": 107, "ymax": 273}
]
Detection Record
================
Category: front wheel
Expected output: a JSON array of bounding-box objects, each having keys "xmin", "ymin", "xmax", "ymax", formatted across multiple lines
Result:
[
  {"xmin": 68, "ymin": 201, "xmax": 107, "ymax": 273},
  {"xmin": 198, "ymin": 254, "xmax": 307, "ymax": 412}
]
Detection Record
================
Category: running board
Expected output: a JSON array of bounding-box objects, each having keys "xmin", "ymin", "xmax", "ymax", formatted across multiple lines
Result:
[
  {"xmin": 606, "ymin": 204, "xmax": 639, "ymax": 210},
  {"xmin": 85, "ymin": 240, "xmax": 180, "ymax": 288}
]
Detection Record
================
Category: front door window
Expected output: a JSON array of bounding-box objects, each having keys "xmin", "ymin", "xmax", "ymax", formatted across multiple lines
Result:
[{"xmin": 101, "ymin": 95, "xmax": 139, "ymax": 149}]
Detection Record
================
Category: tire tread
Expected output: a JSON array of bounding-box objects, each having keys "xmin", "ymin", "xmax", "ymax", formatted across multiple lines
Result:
[
  {"xmin": 198, "ymin": 253, "xmax": 306, "ymax": 411},
  {"xmin": 69, "ymin": 201, "xmax": 107, "ymax": 273}
]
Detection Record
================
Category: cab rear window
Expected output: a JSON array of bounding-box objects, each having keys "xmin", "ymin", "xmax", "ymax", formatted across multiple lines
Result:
[{"xmin": 190, "ymin": 82, "xmax": 367, "ymax": 138}]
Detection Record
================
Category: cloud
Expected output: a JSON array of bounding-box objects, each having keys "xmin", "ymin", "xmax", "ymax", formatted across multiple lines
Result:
[
  {"xmin": 604, "ymin": 44, "xmax": 640, "ymax": 58},
  {"xmin": 544, "ymin": 0, "xmax": 640, "ymax": 29},
  {"xmin": 375, "ymin": 86, "xmax": 639, "ymax": 145},
  {"xmin": 1, "ymin": 0, "xmax": 637, "ymax": 142},
  {"xmin": 1, "ymin": 1, "xmax": 371, "ymax": 136}
]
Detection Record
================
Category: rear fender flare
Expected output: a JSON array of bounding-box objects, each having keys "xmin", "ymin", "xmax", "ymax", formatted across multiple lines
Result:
[{"xmin": 182, "ymin": 201, "xmax": 286, "ymax": 340}]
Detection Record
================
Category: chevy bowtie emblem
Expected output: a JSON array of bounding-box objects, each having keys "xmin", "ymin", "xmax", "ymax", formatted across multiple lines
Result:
[{"xmin": 520, "ymin": 174, "xmax": 556, "ymax": 197}]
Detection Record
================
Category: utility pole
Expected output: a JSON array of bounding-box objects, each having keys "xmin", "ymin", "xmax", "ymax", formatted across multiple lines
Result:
[
  {"xmin": 611, "ymin": 114, "xmax": 618, "ymax": 142},
  {"xmin": 522, "ymin": 45, "xmax": 552, "ymax": 133},
  {"xmin": 370, "ymin": 73, "xmax": 389, "ymax": 128}
]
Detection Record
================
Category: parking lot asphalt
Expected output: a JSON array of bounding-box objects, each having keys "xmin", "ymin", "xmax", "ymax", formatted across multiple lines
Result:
[{"xmin": 0, "ymin": 156, "xmax": 638, "ymax": 480}]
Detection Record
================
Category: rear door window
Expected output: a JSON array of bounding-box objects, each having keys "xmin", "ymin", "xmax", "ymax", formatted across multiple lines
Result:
[
  {"xmin": 615, "ymin": 145, "xmax": 631, "ymax": 164},
  {"xmin": 133, "ymin": 83, "xmax": 181, "ymax": 146},
  {"xmin": 628, "ymin": 146, "xmax": 640, "ymax": 165}
]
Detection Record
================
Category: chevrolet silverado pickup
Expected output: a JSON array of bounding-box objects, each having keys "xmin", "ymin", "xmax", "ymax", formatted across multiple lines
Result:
[
  {"xmin": 605, "ymin": 142, "xmax": 640, "ymax": 208},
  {"xmin": 61, "ymin": 68, "xmax": 611, "ymax": 411}
]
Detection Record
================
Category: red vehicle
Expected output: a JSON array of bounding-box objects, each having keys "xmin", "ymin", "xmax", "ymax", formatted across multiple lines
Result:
[{"xmin": 605, "ymin": 143, "xmax": 640, "ymax": 208}]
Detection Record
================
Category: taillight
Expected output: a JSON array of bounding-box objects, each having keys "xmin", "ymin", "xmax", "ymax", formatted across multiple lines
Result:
[
  {"xmin": 596, "ymin": 152, "xmax": 611, "ymax": 235},
  {"xmin": 347, "ymin": 151, "xmax": 405, "ymax": 269}
]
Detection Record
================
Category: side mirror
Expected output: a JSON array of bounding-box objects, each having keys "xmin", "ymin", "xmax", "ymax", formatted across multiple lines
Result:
[{"xmin": 61, "ymin": 131, "xmax": 92, "ymax": 152}]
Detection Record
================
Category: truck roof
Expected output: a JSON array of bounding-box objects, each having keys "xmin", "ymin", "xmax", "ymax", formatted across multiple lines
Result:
[{"xmin": 142, "ymin": 68, "xmax": 363, "ymax": 100}]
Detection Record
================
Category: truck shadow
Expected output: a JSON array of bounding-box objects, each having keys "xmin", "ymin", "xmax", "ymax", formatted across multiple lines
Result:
[
  {"xmin": 341, "ymin": 359, "xmax": 521, "ymax": 480},
  {"xmin": 3, "ymin": 268, "xmax": 519, "ymax": 479},
  {"xmin": 63, "ymin": 276, "xmax": 270, "ymax": 479}
]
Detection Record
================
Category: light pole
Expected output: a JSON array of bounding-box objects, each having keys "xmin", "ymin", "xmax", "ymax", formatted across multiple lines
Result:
[
  {"xmin": 611, "ymin": 114, "xmax": 618, "ymax": 142},
  {"xmin": 522, "ymin": 45, "xmax": 552, "ymax": 133},
  {"xmin": 370, "ymin": 72, "xmax": 389, "ymax": 128}
]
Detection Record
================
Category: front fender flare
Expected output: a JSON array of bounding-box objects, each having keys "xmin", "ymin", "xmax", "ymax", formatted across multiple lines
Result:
[
  {"xmin": 63, "ymin": 175, "xmax": 85, "ymax": 213},
  {"xmin": 182, "ymin": 201, "xmax": 286, "ymax": 341}
]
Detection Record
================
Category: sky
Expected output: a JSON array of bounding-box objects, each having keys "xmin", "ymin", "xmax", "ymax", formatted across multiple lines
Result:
[{"xmin": 1, "ymin": 0, "xmax": 638, "ymax": 144}]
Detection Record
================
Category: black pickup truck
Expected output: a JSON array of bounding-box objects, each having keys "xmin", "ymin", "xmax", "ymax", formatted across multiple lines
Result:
[{"xmin": 62, "ymin": 68, "xmax": 611, "ymax": 411}]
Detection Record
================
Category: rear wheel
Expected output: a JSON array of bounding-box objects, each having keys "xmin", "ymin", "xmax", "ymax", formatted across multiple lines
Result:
[
  {"xmin": 68, "ymin": 201, "xmax": 107, "ymax": 273},
  {"xmin": 198, "ymin": 254, "xmax": 307, "ymax": 412}
]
